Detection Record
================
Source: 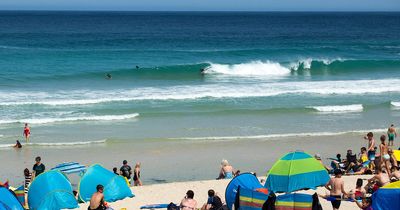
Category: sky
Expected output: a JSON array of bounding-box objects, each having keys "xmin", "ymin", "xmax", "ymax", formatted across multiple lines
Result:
[{"xmin": 1, "ymin": 0, "xmax": 400, "ymax": 11}]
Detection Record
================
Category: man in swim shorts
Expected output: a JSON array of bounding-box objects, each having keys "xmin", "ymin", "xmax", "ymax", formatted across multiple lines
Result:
[
  {"xmin": 89, "ymin": 185, "xmax": 107, "ymax": 210},
  {"xmin": 388, "ymin": 124, "xmax": 397, "ymax": 147},
  {"xmin": 325, "ymin": 169, "xmax": 348, "ymax": 210},
  {"xmin": 364, "ymin": 132, "xmax": 375, "ymax": 170}
]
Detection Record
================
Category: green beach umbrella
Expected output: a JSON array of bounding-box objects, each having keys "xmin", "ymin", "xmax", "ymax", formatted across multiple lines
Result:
[{"xmin": 264, "ymin": 151, "xmax": 330, "ymax": 193}]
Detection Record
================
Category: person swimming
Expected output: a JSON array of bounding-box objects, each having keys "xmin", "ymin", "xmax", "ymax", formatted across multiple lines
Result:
[
  {"xmin": 105, "ymin": 73, "xmax": 112, "ymax": 80},
  {"xmin": 136, "ymin": 65, "xmax": 140, "ymax": 69}
]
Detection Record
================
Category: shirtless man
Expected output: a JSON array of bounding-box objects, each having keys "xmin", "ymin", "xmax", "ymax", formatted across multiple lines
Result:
[
  {"xmin": 366, "ymin": 167, "xmax": 390, "ymax": 193},
  {"xmin": 379, "ymin": 135, "xmax": 391, "ymax": 176},
  {"xmin": 364, "ymin": 132, "xmax": 375, "ymax": 170},
  {"xmin": 388, "ymin": 124, "xmax": 397, "ymax": 147},
  {"xmin": 89, "ymin": 185, "xmax": 106, "ymax": 210},
  {"xmin": 180, "ymin": 190, "xmax": 197, "ymax": 210},
  {"xmin": 325, "ymin": 169, "xmax": 348, "ymax": 210}
]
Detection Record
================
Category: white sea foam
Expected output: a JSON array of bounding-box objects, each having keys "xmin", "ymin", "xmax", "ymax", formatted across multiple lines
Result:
[
  {"xmin": 310, "ymin": 104, "xmax": 363, "ymax": 113},
  {"xmin": 170, "ymin": 129, "xmax": 386, "ymax": 141},
  {"xmin": 1, "ymin": 79, "xmax": 400, "ymax": 107},
  {"xmin": 0, "ymin": 113, "xmax": 139, "ymax": 125},
  {"xmin": 206, "ymin": 61, "xmax": 291, "ymax": 76},
  {"xmin": 290, "ymin": 58, "xmax": 344, "ymax": 70},
  {"xmin": 391, "ymin": 101, "xmax": 400, "ymax": 108},
  {"xmin": 0, "ymin": 139, "xmax": 106, "ymax": 148}
]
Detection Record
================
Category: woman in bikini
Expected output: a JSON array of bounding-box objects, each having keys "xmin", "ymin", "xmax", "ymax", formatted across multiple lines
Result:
[{"xmin": 379, "ymin": 135, "xmax": 391, "ymax": 177}]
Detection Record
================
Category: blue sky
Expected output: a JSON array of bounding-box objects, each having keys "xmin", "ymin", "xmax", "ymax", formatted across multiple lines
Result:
[{"xmin": 1, "ymin": 0, "xmax": 400, "ymax": 11}]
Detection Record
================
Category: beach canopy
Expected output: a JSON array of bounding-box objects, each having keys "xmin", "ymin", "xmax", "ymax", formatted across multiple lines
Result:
[
  {"xmin": 28, "ymin": 170, "xmax": 78, "ymax": 210},
  {"xmin": 275, "ymin": 193, "xmax": 313, "ymax": 210},
  {"xmin": 237, "ymin": 187, "xmax": 269, "ymax": 210},
  {"xmin": 225, "ymin": 173, "xmax": 265, "ymax": 210},
  {"xmin": 0, "ymin": 186, "xmax": 24, "ymax": 210},
  {"xmin": 79, "ymin": 164, "xmax": 134, "ymax": 202},
  {"xmin": 372, "ymin": 180, "xmax": 400, "ymax": 210},
  {"xmin": 265, "ymin": 151, "xmax": 330, "ymax": 193},
  {"xmin": 51, "ymin": 162, "xmax": 86, "ymax": 174}
]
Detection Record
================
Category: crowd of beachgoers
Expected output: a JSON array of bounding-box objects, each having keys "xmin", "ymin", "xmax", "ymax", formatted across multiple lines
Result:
[{"xmin": 1, "ymin": 124, "xmax": 399, "ymax": 210}]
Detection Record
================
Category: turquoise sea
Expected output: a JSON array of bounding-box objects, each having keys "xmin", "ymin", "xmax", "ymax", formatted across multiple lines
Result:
[{"xmin": 0, "ymin": 12, "xmax": 400, "ymax": 147}]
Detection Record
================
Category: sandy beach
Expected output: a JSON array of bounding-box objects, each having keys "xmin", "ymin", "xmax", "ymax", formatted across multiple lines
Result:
[{"xmin": 76, "ymin": 175, "xmax": 372, "ymax": 210}]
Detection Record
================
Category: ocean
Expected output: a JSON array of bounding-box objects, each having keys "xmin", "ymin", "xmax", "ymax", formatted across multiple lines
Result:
[{"xmin": 0, "ymin": 12, "xmax": 399, "ymax": 145}]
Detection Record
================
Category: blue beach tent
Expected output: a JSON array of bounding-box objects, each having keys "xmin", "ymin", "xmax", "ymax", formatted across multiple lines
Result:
[
  {"xmin": 51, "ymin": 162, "xmax": 86, "ymax": 175},
  {"xmin": 28, "ymin": 170, "xmax": 78, "ymax": 210},
  {"xmin": 372, "ymin": 180, "xmax": 400, "ymax": 210},
  {"xmin": 78, "ymin": 164, "xmax": 134, "ymax": 202},
  {"xmin": 0, "ymin": 186, "xmax": 24, "ymax": 210},
  {"xmin": 225, "ymin": 173, "xmax": 265, "ymax": 210}
]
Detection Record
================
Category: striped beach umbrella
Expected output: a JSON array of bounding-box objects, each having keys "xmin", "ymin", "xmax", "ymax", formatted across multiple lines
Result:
[
  {"xmin": 264, "ymin": 151, "xmax": 330, "ymax": 193},
  {"xmin": 51, "ymin": 162, "xmax": 86, "ymax": 174}
]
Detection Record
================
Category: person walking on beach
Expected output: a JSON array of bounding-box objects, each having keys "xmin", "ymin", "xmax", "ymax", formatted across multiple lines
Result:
[
  {"xmin": 32, "ymin": 156, "xmax": 45, "ymax": 179},
  {"xmin": 23, "ymin": 123, "xmax": 30, "ymax": 142},
  {"xmin": 119, "ymin": 160, "xmax": 132, "ymax": 182},
  {"xmin": 364, "ymin": 132, "xmax": 375, "ymax": 170},
  {"xmin": 379, "ymin": 135, "xmax": 391, "ymax": 176},
  {"xmin": 180, "ymin": 190, "xmax": 197, "ymax": 210},
  {"xmin": 133, "ymin": 162, "xmax": 142, "ymax": 186},
  {"xmin": 388, "ymin": 124, "xmax": 397, "ymax": 147},
  {"xmin": 89, "ymin": 184, "xmax": 107, "ymax": 210},
  {"xmin": 325, "ymin": 169, "xmax": 348, "ymax": 210}
]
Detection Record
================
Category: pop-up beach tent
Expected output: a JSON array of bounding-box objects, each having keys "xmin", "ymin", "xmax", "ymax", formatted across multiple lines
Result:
[
  {"xmin": 0, "ymin": 186, "xmax": 24, "ymax": 210},
  {"xmin": 28, "ymin": 170, "xmax": 78, "ymax": 210},
  {"xmin": 78, "ymin": 164, "xmax": 134, "ymax": 202},
  {"xmin": 225, "ymin": 173, "xmax": 267, "ymax": 210},
  {"xmin": 265, "ymin": 151, "xmax": 330, "ymax": 193},
  {"xmin": 372, "ymin": 180, "xmax": 400, "ymax": 210}
]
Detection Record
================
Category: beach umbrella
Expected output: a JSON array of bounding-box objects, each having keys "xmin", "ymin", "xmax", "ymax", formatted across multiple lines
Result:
[
  {"xmin": 78, "ymin": 164, "xmax": 134, "ymax": 202},
  {"xmin": 0, "ymin": 186, "xmax": 24, "ymax": 210},
  {"xmin": 225, "ymin": 173, "xmax": 265, "ymax": 210},
  {"xmin": 51, "ymin": 162, "xmax": 86, "ymax": 175},
  {"xmin": 28, "ymin": 170, "xmax": 78, "ymax": 210},
  {"xmin": 372, "ymin": 180, "xmax": 400, "ymax": 210},
  {"xmin": 264, "ymin": 151, "xmax": 330, "ymax": 193}
]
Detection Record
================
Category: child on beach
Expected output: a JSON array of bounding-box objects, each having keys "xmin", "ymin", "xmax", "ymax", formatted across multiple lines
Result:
[
  {"xmin": 365, "ymin": 166, "xmax": 390, "ymax": 193},
  {"xmin": 325, "ymin": 169, "xmax": 348, "ymax": 210},
  {"xmin": 388, "ymin": 124, "xmax": 397, "ymax": 147},
  {"xmin": 133, "ymin": 162, "xmax": 142, "ymax": 186},
  {"xmin": 364, "ymin": 132, "xmax": 375, "ymax": 170},
  {"xmin": 24, "ymin": 168, "xmax": 32, "ymax": 206},
  {"xmin": 349, "ymin": 178, "xmax": 365, "ymax": 200}
]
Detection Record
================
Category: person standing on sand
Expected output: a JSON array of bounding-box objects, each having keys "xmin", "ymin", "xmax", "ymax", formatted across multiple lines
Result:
[
  {"xmin": 180, "ymin": 190, "xmax": 197, "ymax": 210},
  {"xmin": 133, "ymin": 162, "xmax": 142, "ymax": 186},
  {"xmin": 23, "ymin": 123, "xmax": 30, "ymax": 142},
  {"xmin": 32, "ymin": 156, "xmax": 45, "ymax": 179},
  {"xmin": 388, "ymin": 124, "xmax": 397, "ymax": 147},
  {"xmin": 89, "ymin": 185, "xmax": 107, "ymax": 210},
  {"xmin": 325, "ymin": 169, "xmax": 348, "ymax": 210},
  {"xmin": 364, "ymin": 132, "xmax": 375, "ymax": 170},
  {"xmin": 119, "ymin": 160, "xmax": 132, "ymax": 183},
  {"xmin": 379, "ymin": 135, "xmax": 391, "ymax": 176}
]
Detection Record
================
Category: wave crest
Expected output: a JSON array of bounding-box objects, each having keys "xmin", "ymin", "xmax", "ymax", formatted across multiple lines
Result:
[
  {"xmin": 206, "ymin": 61, "xmax": 291, "ymax": 76},
  {"xmin": 310, "ymin": 104, "xmax": 363, "ymax": 113}
]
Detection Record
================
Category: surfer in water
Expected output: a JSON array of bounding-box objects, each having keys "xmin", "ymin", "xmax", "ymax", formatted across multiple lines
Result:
[
  {"xmin": 105, "ymin": 73, "xmax": 112, "ymax": 80},
  {"xmin": 136, "ymin": 65, "xmax": 140, "ymax": 69},
  {"xmin": 23, "ymin": 123, "xmax": 30, "ymax": 142}
]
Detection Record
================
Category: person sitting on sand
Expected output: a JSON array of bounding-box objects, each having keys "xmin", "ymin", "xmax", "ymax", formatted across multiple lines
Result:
[
  {"xmin": 325, "ymin": 169, "xmax": 348, "ymax": 210},
  {"xmin": 180, "ymin": 190, "xmax": 197, "ymax": 210},
  {"xmin": 13, "ymin": 140, "xmax": 22, "ymax": 148},
  {"xmin": 89, "ymin": 185, "xmax": 109, "ymax": 210},
  {"xmin": 329, "ymin": 154, "xmax": 343, "ymax": 170},
  {"xmin": 388, "ymin": 124, "xmax": 397, "ymax": 147},
  {"xmin": 133, "ymin": 162, "xmax": 142, "ymax": 186},
  {"xmin": 217, "ymin": 159, "xmax": 234, "ymax": 179},
  {"xmin": 379, "ymin": 135, "xmax": 391, "ymax": 176},
  {"xmin": 354, "ymin": 197, "xmax": 372, "ymax": 210},
  {"xmin": 391, "ymin": 166, "xmax": 400, "ymax": 181},
  {"xmin": 201, "ymin": 189, "xmax": 223, "ymax": 210},
  {"xmin": 349, "ymin": 178, "xmax": 365, "ymax": 200},
  {"xmin": 349, "ymin": 147, "xmax": 372, "ymax": 175},
  {"xmin": 365, "ymin": 166, "xmax": 390, "ymax": 193}
]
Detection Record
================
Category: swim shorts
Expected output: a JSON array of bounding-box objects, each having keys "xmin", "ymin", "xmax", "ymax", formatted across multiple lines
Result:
[
  {"xmin": 368, "ymin": 151, "xmax": 375, "ymax": 161},
  {"xmin": 330, "ymin": 195, "xmax": 341, "ymax": 209}
]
